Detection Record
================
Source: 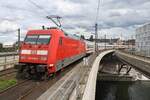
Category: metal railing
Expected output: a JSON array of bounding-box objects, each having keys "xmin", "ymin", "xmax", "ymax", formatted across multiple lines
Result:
[
  {"xmin": 38, "ymin": 50, "xmax": 115, "ymax": 100},
  {"xmin": 119, "ymin": 49, "xmax": 150, "ymax": 62},
  {"xmin": 48, "ymin": 70, "xmax": 79, "ymax": 100},
  {"xmin": 0, "ymin": 52, "xmax": 18, "ymax": 71},
  {"xmin": 82, "ymin": 50, "xmax": 115, "ymax": 100},
  {"xmin": 38, "ymin": 54, "xmax": 97, "ymax": 100}
]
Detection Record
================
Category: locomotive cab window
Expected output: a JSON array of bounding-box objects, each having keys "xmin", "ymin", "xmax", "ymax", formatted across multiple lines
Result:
[
  {"xmin": 24, "ymin": 34, "xmax": 51, "ymax": 45},
  {"xmin": 37, "ymin": 35, "xmax": 51, "ymax": 45},
  {"xmin": 24, "ymin": 35, "xmax": 38, "ymax": 44}
]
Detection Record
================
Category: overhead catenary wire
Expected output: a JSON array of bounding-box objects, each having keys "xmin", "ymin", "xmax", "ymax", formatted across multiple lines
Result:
[
  {"xmin": 1, "ymin": 5, "xmax": 41, "ymax": 15},
  {"xmin": 27, "ymin": 0, "xmax": 62, "ymax": 28},
  {"xmin": 27, "ymin": 0, "xmax": 49, "ymax": 14},
  {"xmin": 0, "ymin": 2, "xmax": 55, "ymax": 32}
]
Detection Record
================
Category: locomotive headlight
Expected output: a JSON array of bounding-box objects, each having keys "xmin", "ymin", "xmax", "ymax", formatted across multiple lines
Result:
[
  {"xmin": 37, "ymin": 50, "xmax": 48, "ymax": 55},
  {"xmin": 49, "ymin": 64, "xmax": 54, "ymax": 67}
]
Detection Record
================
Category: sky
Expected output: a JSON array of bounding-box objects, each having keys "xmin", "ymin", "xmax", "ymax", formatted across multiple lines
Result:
[{"xmin": 0, "ymin": 0, "xmax": 150, "ymax": 44}]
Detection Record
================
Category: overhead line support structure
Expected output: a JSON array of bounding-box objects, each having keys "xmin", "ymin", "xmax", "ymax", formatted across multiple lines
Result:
[{"xmin": 95, "ymin": 23, "xmax": 98, "ymax": 52}]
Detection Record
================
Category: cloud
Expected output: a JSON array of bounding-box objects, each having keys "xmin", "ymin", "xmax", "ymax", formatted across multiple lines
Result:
[
  {"xmin": 65, "ymin": 27, "xmax": 93, "ymax": 39},
  {"xmin": 0, "ymin": 0, "xmax": 150, "ymax": 43},
  {"xmin": 0, "ymin": 20, "xmax": 19, "ymax": 33},
  {"xmin": 99, "ymin": 27, "xmax": 135, "ymax": 40}
]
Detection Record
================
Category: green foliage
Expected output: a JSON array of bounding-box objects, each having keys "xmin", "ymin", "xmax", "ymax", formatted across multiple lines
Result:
[
  {"xmin": 80, "ymin": 35, "xmax": 85, "ymax": 40},
  {"xmin": 0, "ymin": 78, "xmax": 17, "ymax": 91},
  {"xmin": 0, "ymin": 42, "xmax": 18, "ymax": 52},
  {"xmin": 0, "ymin": 47, "xmax": 18, "ymax": 52},
  {"xmin": 89, "ymin": 35, "xmax": 94, "ymax": 41}
]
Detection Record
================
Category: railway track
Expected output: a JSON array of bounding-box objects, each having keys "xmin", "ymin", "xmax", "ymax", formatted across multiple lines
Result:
[
  {"xmin": 0, "ymin": 79, "xmax": 29, "ymax": 94},
  {"xmin": 0, "ymin": 58, "xmax": 85, "ymax": 100},
  {"xmin": 0, "ymin": 68, "xmax": 17, "ymax": 77},
  {"xmin": 0, "ymin": 79, "xmax": 35, "ymax": 100}
]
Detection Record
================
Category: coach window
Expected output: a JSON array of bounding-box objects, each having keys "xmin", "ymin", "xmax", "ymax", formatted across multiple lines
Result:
[{"xmin": 59, "ymin": 37, "xmax": 63, "ymax": 45}]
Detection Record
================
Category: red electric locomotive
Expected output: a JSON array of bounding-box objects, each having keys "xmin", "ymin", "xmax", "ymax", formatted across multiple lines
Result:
[{"xmin": 16, "ymin": 27, "xmax": 86, "ymax": 79}]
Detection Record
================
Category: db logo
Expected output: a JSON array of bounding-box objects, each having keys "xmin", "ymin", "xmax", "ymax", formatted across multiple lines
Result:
[{"xmin": 31, "ymin": 50, "xmax": 37, "ymax": 54}]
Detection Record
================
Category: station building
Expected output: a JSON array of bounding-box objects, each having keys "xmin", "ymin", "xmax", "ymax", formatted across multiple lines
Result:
[{"xmin": 135, "ymin": 23, "xmax": 150, "ymax": 57}]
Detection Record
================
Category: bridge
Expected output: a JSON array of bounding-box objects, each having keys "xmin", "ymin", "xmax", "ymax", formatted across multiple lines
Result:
[
  {"xmin": 115, "ymin": 50, "xmax": 150, "ymax": 78},
  {"xmin": 0, "ymin": 49, "xmax": 150, "ymax": 100},
  {"xmin": 37, "ymin": 50, "xmax": 115, "ymax": 100}
]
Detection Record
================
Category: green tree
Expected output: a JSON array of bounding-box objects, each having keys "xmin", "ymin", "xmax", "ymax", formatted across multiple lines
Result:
[
  {"xmin": 89, "ymin": 35, "xmax": 94, "ymax": 41},
  {"xmin": 80, "ymin": 35, "xmax": 85, "ymax": 40}
]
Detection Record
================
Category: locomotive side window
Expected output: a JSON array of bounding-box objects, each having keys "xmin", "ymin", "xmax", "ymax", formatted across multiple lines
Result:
[
  {"xmin": 24, "ymin": 35, "xmax": 38, "ymax": 44},
  {"xmin": 59, "ymin": 37, "xmax": 63, "ymax": 45},
  {"xmin": 37, "ymin": 35, "xmax": 51, "ymax": 45}
]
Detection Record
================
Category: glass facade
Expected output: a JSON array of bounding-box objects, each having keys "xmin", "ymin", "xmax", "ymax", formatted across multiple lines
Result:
[{"xmin": 136, "ymin": 23, "xmax": 150, "ymax": 57}]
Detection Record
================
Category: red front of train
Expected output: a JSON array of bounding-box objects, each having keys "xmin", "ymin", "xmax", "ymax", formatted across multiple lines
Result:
[{"xmin": 16, "ymin": 28, "xmax": 86, "ymax": 79}]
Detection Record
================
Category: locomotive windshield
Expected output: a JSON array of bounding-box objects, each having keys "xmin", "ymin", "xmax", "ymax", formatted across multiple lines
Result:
[
  {"xmin": 24, "ymin": 35, "xmax": 51, "ymax": 45},
  {"xmin": 37, "ymin": 35, "xmax": 51, "ymax": 44},
  {"xmin": 24, "ymin": 35, "xmax": 38, "ymax": 44}
]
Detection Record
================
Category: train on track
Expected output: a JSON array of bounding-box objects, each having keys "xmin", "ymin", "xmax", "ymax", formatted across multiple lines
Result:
[{"xmin": 15, "ymin": 27, "xmax": 93, "ymax": 79}]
